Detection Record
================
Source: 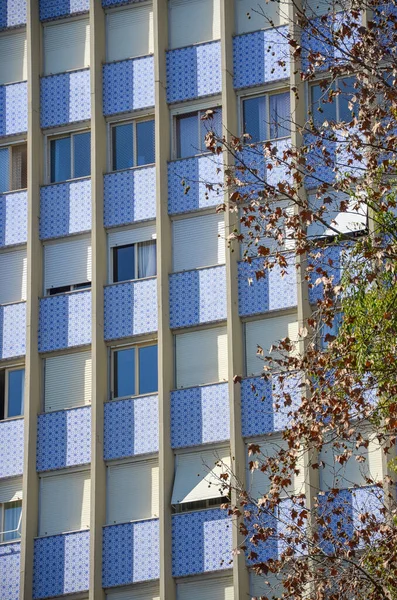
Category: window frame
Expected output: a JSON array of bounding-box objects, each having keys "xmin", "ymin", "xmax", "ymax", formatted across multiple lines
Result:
[
  {"xmin": 110, "ymin": 238, "xmax": 157, "ymax": 284},
  {"xmin": 239, "ymin": 88, "xmax": 291, "ymax": 143},
  {"xmin": 110, "ymin": 340, "xmax": 158, "ymax": 401},
  {"xmin": 0, "ymin": 500, "xmax": 22, "ymax": 543},
  {"xmin": 171, "ymin": 99, "xmax": 222, "ymax": 160},
  {"xmin": 308, "ymin": 75, "xmax": 358, "ymax": 125},
  {"xmin": 0, "ymin": 141, "xmax": 28, "ymax": 193},
  {"xmin": 0, "ymin": 365, "xmax": 25, "ymax": 421},
  {"xmin": 46, "ymin": 128, "xmax": 91, "ymax": 184},
  {"xmin": 109, "ymin": 115, "xmax": 155, "ymax": 173}
]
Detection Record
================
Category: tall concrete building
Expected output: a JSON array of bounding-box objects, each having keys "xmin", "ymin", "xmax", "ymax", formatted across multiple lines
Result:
[{"xmin": 0, "ymin": 0, "xmax": 385, "ymax": 599}]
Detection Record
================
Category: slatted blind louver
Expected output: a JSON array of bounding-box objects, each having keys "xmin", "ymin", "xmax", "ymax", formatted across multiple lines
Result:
[
  {"xmin": 0, "ymin": 248, "xmax": 27, "ymax": 304},
  {"xmin": 107, "ymin": 587, "xmax": 160, "ymax": 600},
  {"xmin": 175, "ymin": 326, "xmax": 228, "ymax": 388},
  {"xmin": 0, "ymin": 31, "xmax": 27, "ymax": 85},
  {"xmin": 245, "ymin": 315, "xmax": 299, "ymax": 376},
  {"xmin": 107, "ymin": 461, "xmax": 159, "ymax": 524},
  {"xmin": 168, "ymin": 0, "xmax": 220, "ymax": 49},
  {"xmin": 108, "ymin": 224, "xmax": 156, "ymax": 249},
  {"xmin": 44, "ymin": 18, "xmax": 90, "ymax": 75},
  {"xmin": 172, "ymin": 213, "xmax": 225, "ymax": 272},
  {"xmin": 172, "ymin": 449, "xmax": 230, "ymax": 504},
  {"xmin": 0, "ymin": 477, "xmax": 23, "ymax": 503},
  {"xmin": 235, "ymin": 0, "xmax": 288, "ymax": 34},
  {"xmin": 44, "ymin": 236, "xmax": 91, "ymax": 291},
  {"xmin": 177, "ymin": 577, "xmax": 234, "ymax": 600},
  {"xmin": 44, "ymin": 350, "xmax": 92, "ymax": 412},
  {"xmin": 106, "ymin": 4, "xmax": 154, "ymax": 61}
]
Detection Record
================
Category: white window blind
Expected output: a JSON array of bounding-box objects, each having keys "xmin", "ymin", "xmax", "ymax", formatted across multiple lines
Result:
[
  {"xmin": 44, "ymin": 236, "xmax": 91, "ymax": 291},
  {"xmin": 107, "ymin": 586, "xmax": 160, "ymax": 600},
  {"xmin": 245, "ymin": 314, "xmax": 299, "ymax": 376},
  {"xmin": 177, "ymin": 576, "xmax": 234, "ymax": 600},
  {"xmin": 0, "ymin": 31, "xmax": 27, "ymax": 85},
  {"xmin": 0, "ymin": 248, "xmax": 27, "ymax": 304},
  {"xmin": 108, "ymin": 224, "xmax": 156, "ymax": 249},
  {"xmin": 106, "ymin": 3, "xmax": 154, "ymax": 61},
  {"xmin": 175, "ymin": 326, "xmax": 228, "ymax": 388},
  {"xmin": 44, "ymin": 350, "xmax": 92, "ymax": 412},
  {"xmin": 43, "ymin": 18, "xmax": 90, "ymax": 76},
  {"xmin": 171, "ymin": 448, "xmax": 230, "ymax": 504},
  {"xmin": 0, "ymin": 477, "xmax": 23, "ymax": 503},
  {"xmin": 251, "ymin": 572, "xmax": 284, "ymax": 599},
  {"xmin": 172, "ymin": 213, "xmax": 225, "ymax": 272},
  {"xmin": 235, "ymin": 0, "xmax": 288, "ymax": 34},
  {"xmin": 107, "ymin": 461, "xmax": 159, "ymax": 524},
  {"xmin": 39, "ymin": 470, "xmax": 91, "ymax": 536},
  {"xmin": 168, "ymin": 0, "xmax": 221, "ymax": 49}
]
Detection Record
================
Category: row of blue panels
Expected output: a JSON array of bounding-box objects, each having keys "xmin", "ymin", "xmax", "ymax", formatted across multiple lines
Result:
[{"xmin": 0, "ymin": 375, "xmax": 301, "ymax": 478}]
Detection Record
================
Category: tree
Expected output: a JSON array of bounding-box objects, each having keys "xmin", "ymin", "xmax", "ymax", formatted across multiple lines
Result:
[{"xmin": 202, "ymin": 0, "xmax": 397, "ymax": 597}]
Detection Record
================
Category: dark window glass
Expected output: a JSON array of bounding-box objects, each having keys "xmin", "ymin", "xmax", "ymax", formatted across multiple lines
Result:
[
  {"xmin": 137, "ymin": 240, "xmax": 156, "ymax": 279},
  {"xmin": 269, "ymin": 92, "xmax": 290, "ymax": 139},
  {"xmin": 176, "ymin": 113, "xmax": 198, "ymax": 158},
  {"xmin": 311, "ymin": 83, "xmax": 337, "ymax": 125},
  {"xmin": 136, "ymin": 120, "xmax": 155, "ymax": 166},
  {"xmin": 48, "ymin": 285, "xmax": 71, "ymax": 296},
  {"xmin": 11, "ymin": 144, "xmax": 27, "ymax": 191},
  {"xmin": 73, "ymin": 132, "xmax": 91, "ymax": 178},
  {"xmin": 338, "ymin": 77, "xmax": 357, "ymax": 122},
  {"xmin": 243, "ymin": 96, "xmax": 267, "ymax": 142},
  {"xmin": 0, "ymin": 147, "xmax": 10, "ymax": 193},
  {"xmin": 113, "ymin": 245, "xmax": 135, "ymax": 283},
  {"xmin": 113, "ymin": 123, "xmax": 134, "ymax": 171},
  {"xmin": 7, "ymin": 369, "xmax": 24, "ymax": 418},
  {"xmin": 0, "ymin": 370, "xmax": 5, "ymax": 420},
  {"xmin": 139, "ymin": 345, "xmax": 158, "ymax": 394},
  {"xmin": 114, "ymin": 348, "xmax": 135, "ymax": 398},
  {"xmin": 74, "ymin": 282, "xmax": 91, "ymax": 290},
  {"xmin": 50, "ymin": 137, "xmax": 71, "ymax": 183},
  {"xmin": 3, "ymin": 500, "xmax": 22, "ymax": 542}
]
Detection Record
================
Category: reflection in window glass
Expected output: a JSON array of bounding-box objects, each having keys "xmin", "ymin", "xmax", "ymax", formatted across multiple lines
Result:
[
  {"xmin": 139, "ymin": 345, "xmax": 158, "ymax": 394},
  {"xmin": 0, "ymin": 147, "xmax": 10, "ymax": 194},
  {"xmin": 310, "ymin": 83, "xmax": 337, "ymax": 125},
  {"xmin": 3, "ymin": 501, "xmax": 22, "ymax": 542},
  {"xmin": 7, "ymin": 369, "xmax": 24, "ymax": 418},
  {"xmin": 338, "ymin": 76, "xmax": 357, "ymax": 122},
  {"xmin": 114, "ymin": 348, "xmax": 135, "ymax": 398},
  {"xmin": 136, "ymin": 120, "xmax": 155, "ymax": 165},
  {"xmin": 243, "ymin": 96, "xmax": 267, "ymax": 142},
  {"xmin": 112, "ymin": 123, "xmax": 134, "ymax": 171},
  {"xmin": 113, "ymin": 245, "xmax": 135, "ymax": 283},
  {"xmin": 50, "ymin": 137, "xmax": 71, "ymax": 183},
  {"xmin": 176, "ymin": 112, "xmax": 198, "ymax": 158},
  {"xmin": 73, "ymin": 132, "xmax": 91, "ymax": 178},
  {"xmin": 269, "ymin": 92, "xmax": 290, "ymax": 139}
]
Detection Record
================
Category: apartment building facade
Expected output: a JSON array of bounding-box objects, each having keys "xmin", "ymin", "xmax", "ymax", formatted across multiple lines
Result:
[{"xmin": 0, "ymin": 0, "xmax": 385, "ymax": 599}]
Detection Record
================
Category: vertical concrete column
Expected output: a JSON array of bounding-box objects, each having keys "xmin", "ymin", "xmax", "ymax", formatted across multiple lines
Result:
[
  {"xmin": 89, "ymin": 2, "xmax": 107, "ymax": 599},
  {"xmin": 220, "ymin": 2, "xmax": 250, "ymax": 598},
  {"xmin": 19, "ymin": 1, "xmax": 43, "ymax": 598},
  {"xmin": 153, "ymin": 2, "xmax": 175, "ymax": 599}
]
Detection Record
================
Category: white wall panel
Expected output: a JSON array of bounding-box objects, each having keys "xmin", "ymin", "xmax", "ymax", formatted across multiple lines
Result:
[
  {"xmin": 44, "ymin": 236, "xmax": 91, "ymax": 291},
  {"xmin": 0, "ymin": 477, "xmax": 23, "ymax": 503},
  {"xmin": 39, "ymin": 470, "xmax": 91, "ymax": 536},
  {"xmin": 44, "ymin": 350, "xmax": 92, "ymax": 412},
  {"xmin": 0, "ymin": 31, "xmax": 27, "ymax": 84},
  {"xmin": 235, "ymin": 0, "xmax": 288, "ymax": 34},
  {"xmin": 169, "ymin": 0, "xmax": 220, "ymax": 49},
  {"xmin": 172, "ymin": 213, "xmax": 225, "ymax": 272},
  {"xmin": 177, "ymin": 576, "xmax": 234, "ymax": 600},
  {"xmin": 44, "ymin": 18, "xmax": 90, "ymax": 75},
  {"xmin": 175, "ymin": 326, "xmax": 228, "ymax": 388},
  {"xmin": 172, "ymin": 449, "xmax": 230, "ymax": 504},
  {"xmin": 0, "ymin": 248, "xmax": 27, "ymax": 304},
  {"xmin": 106, "ymin": 3, "xmax": 154, "ymax": 61},
  {"xmin": 107, "ymin": 461, "xmax": 159, "ymax": 524}
]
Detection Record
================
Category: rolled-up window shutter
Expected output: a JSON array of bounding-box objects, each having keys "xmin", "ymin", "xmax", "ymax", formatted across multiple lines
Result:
[
  {"xmin": 106, "ymin": 3, "xmax": 154, "ymax": 61},
  {"xmin": 0, "ymin": 31, "xmax": 27, "ymax": 84},
  {"xmin": 108, "ymin": 224, "xmax": 156, "ymax": 249},
  {"xmin": 177, "ymin": 576, "xmax": 234, "ymax": 600},
  {"xmin": 168, "ymin": 0, "xmax": 220, "ymax": 49},
  {"xmin": 39, "ymin": 470, "xmax": 91, "ymax": 536},
  {"xmin": 0, "ymin": 477, "xmax": 23, "ymax": 503},
  {"xmin": 235, "ymin": 0, "xmax": 288, "ymax": 34},
  {"xmin": 107, "ymin": 586, "xmax": 160, "ymax": 600},
  {"xmin": 44, "ymin": 236, "xmax": 91, "ymax": 291},
  {"xmin": 0, "ymin": 248, "xmax": 27, "ymax": 304},
  {"xmin": 44, "ymin": 18, "xmax": 90, "ymax": 75},
  {"xmin": 172, "ymin": 449, "xmax": 230, "ymax": 504},
  {"xmin": 172, "ymin": 213, "xmax": 225, "ymax": 272},
  {"xmin": 175, "ymin": 326, "xmax": 228, "ymax": 388},
  {"xmin": 44, "ymin": 350, "xmax": 92, "ymax": 412}
]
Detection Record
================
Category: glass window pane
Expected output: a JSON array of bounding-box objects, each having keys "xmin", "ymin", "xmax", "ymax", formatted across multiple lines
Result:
[
  {"xmin": 136, "ymin": 120, "xmax": 155, "ymax": 166},
  {"xmin": 200, "ymin": 108, "xmax": 222, "ymax": 152},
  {"xmin": 242, "ymin": 96, "xmax": 267, "ymax": 142},
  {"xmin": 50, "ymin": 137, "xmax": 71, "ymax": 183},
  {"xmin": 310, "ymin": 83, "xmax": 337, "ymax": 125},
  {"xmin": 73, "ymin": 132, "xmax": 91, "ymax": 178},
  {"xmin": 113, "ymin": 245, "xmax": 135, "ymax": 283},
  {"xmin": 114, "ymin": 348, "xmax": 135, "ymax": 398},
  {"xmin": 176, "ymin": 113, "xmax": 198, "ymax": 158},
  {"xmin": 137, "ymin": 240, "xmax": 156, "ymax": 278},
  {"xmin": 269, "ymin": 92, "xmax": 290, "ymax": 139},
  {"xmin": 11, "ymin": 144, "xmax": 27, "ymax": 191},
  {"xmin": 112, "ymin": 123, "xmax": 134, "ymax": 171},
  {"xmin": 0, "ymin": 147, "xmax": 10, "ymax": 193},
  {"xmin": 139, "ymin": 345, "xmax": 158, "ymax": 394},
  {"xmin": 7, "ymin": 369, "xmax": 24, "ymax": 418},
  {"xmin": 3, "ymin": 501, "xmax": 22, "ymax": 542},
  {"xmin": 338, "ymin": 76, "xmax": 357, "ymax": 122}
]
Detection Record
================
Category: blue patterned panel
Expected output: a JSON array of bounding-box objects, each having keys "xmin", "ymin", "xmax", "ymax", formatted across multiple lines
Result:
[
  {"xmin": 39, "ymin": 0, "xmax": 89, "ymax": 21},
  {"xmin": 38, "ymin": 291, "xmax": 91, "ymax": 353},
  {"xmin": 171, "ymin": 382, "xmax": 230, "ymax": 449},
  {"xmin": 309, "ymin": 245, "xmax": 343, "ymax": 304},
  {"xmin": 305, "ymin": 135, "xmax": 336, "ymax": 189},
  {"xmin": 166, "ymin": 41, "xmax": 221, "ymax": 104},
  {"xmin": 102, "ymin": 0, "xmax": 143, "ymax": 5},
  {"xmin": 168, "ymin": 154, "xmax": 223, "ymax": 215},
  {"xmin": 40, "ymin": 178, "xmax": 91, "ymax": 240},
  {"xmin": 241, "ymin": 375, "xmax": 301, "ymax": 438},
  {"xmin": 0, "ymin": 301, "xmax": 26, "ymax": 360},
  {"xmin": 104, "ymin": 395, "xmax": 159, "ymax": 460},
  {"xmin": 0, "ymin": 191, "xmax": 27, "ymax": 247},
  {"xmin": 233, "ymin": 27, "xmax": 289, "ymax": 89},
  {"xmin": 40, "ymin": 69, "xmax": 91, "ymax": 129},
  {"xmin": 169, "ymin": 266, "xmax": 227, "ymax": 329},
  {"xmin": 0, "ymin": 0, "xmax": 26, "ymax": 29},
  {"xmin": 238, "ymin": 255, "xmax": 297, "ymax": 317},
  {"xmin": 0, "ymin": 82, "xmax": 27, "ymax": 137},
  {"xmin": 172, "ymin": 509, "xmax": 232, "ymax": 577},
  {"xmin": 102, "ymin": 520, "xmax": 160, "ymax": 588},
  {"xmin": 0, "ymin": 542, "xmax": 20, "ymax": 600},
  {"xmin": 104, "ymin": 166, "xmax": 156, "ymax": 228},
  {"xmin": 104, "ymin": 278, "xmax": 157, "ymax": 341},
  {"xmin": 103, "ymin": 57, "xmax": 154, "ymax": 116},
  {"xmin": 36, "ymin": 406, "xmax": 91, "ymax": 472},
  {"xmin": 245, "ymin": 504, "xmax": 278, "ymax": 565},
  {"xmin": 0, "ymin": 417, "xmax": 23, "ymax": 478},
  {"xmin": 33, "ymin": 530, "xmax": 90, "ymax": 599}
]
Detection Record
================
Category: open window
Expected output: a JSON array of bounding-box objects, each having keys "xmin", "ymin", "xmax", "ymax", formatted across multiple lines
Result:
[
  {"xmin": 0, "ymin": 367, "xmax": 24, "ymax": 420},
  {"xmin": 109, "ymin": 225, "xmax": 157, "ymax": 283},
  {"xmin": 308, "ymin": 191, "xmax": 367, "ymax": 240},
  {"xmin": 48, "ymin": 131, "xmax": 91, "ymax": 183},
  {"xmin": 0, "ymin": 478, "xmax": 22, "ymax": 542},
  {"xmin": 0, "ymin": 143, "xmax": 27, "ymax": 193},
  {"xmin": 112, "ymin": 343, "xmax": 158, "ymax": 399},
  {"xmin": 44, "ymin": 236, "xmax": 91, "ymax": 296},
  {"xmin": 241, "ymin": 91, "xmax": 290, "ymax": 142},
  {"xmin": 111, "ymin": 118, "xmax": 155, "ymax": 171},
  {"xmin": 174, "ymin": 107, "xmax": 222, "ymax": 159}
]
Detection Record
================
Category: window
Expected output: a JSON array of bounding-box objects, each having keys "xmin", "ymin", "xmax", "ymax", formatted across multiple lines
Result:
[
  {"xmin": 0, "ymin": 368, "xmax": 25, "ymax": 420},
  {"xmin": 43, "ymin": 18, "xmax": 90, "ymax": 76},
  {"xmin": 172, "ymin": 213, "xmax": 225, "ymax": 272},
  {"xmin": 245, "ymin": 315, "xmax": 299, "ymax": 376},
  {"xmin": 106, "ymin": 3, "xmax": 154, "ymax": 62},
  {"xmin": 49, "ymin": 131, "xmax": 91, "ymax": 183},
  {"xmin": 0, "ymin": 500, "xmax": 22, "ymax": 542},
  {"xmin": 172, "ymin": 496, "xmax": 228, "ymax": 514},
  {"xmin": 177, "ymin": 576, "xmax": 233, "ymax": 600},
  {"xmin": 112, "ymin": 344, "xmax": 158, "ymax": 399},
  {"xmin": 310, "ymin": 76, "xmax": 357, "ymax": 126},
  {"xmin": 175, "ymin": 108, "xmax": 222, "ymax": 159},
  {"xmin": 242, "ymin": 91, "xmax": 290, "ymax": 142},
  {"xmin": 235, "ymin": 0, "xmax": 288, "ymax": 33},
  {"xmin": 111, "ymin": 119, "xmax": 155, "ymax": 171},
  {"xmin": 175, "ymin": 326, "xmax": 228, "ymax": 388},
  {"xmin": 168, "ymin": 0, "xmax": 220, "ymax": 49},
  {"xmin": 0, "ymin": 31, "xmax": 27, "ymax": 85},
  {"xmin": 113, "ymin": 240, "xmax": 156, "ymax": 283},
  {"xmin": 0, "ymin": 144, "xmax": 27, "ymax": 193},
  {"xmin": 0, "ymin": 247, "xmax": 27, "ymax": 304},
  {"xmin": 44, "ymin": 351, "xmax": 92, "ymax": 412},
  {"xmin": 44, "ymin": 236, "xmax": 92, "ymax": 295},
  {"xmin": 48, "ymin": 283, "xmax": 90, "ymax": 296}
]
